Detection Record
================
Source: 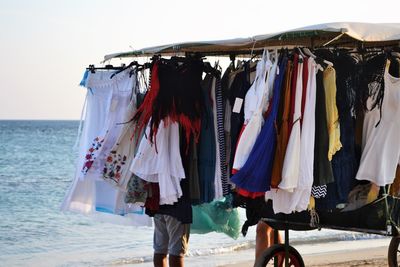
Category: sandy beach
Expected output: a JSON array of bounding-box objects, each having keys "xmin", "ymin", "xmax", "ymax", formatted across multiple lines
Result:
[{"xmin": 218, "ymin": 238, "xmax": 391, "ymax": 267}]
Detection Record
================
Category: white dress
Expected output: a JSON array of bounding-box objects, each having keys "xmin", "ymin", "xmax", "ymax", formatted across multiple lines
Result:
[
  {"xmin": 279, "ymin": 56, "xmax": 304, "ymax": 192},
  {"xmin": 356, "ymin": 60, "xmax": 400, "ymax": 186},
  {"xmin": 130, "ymin": 120, "xmax": 186, "ymax": 205},
  {"xmin": 62, "ymin": 69, "xmax": 151, "ymax": 226},
  {"xmin": 266, "ymin": 58, "xmax": 317, "ymax": 214},
  {"xmin": 295, "ymin": 58, "xmax": 317, "ymax": 211},
  {"xmin": 102, "ymin": 91, "xmax": 138, "ymax": 189},
  {"xmin": 61, "ymin": 70, "xmax": 115, "ymax": 214},
  {"xmin": 232, "ymin": 50, "xmax": 272, "ymax": 171}
]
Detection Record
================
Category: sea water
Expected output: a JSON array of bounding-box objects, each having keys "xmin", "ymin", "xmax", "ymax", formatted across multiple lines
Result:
[{"xmin": 0, "ymin": 120, "xmax": 382, "ymax": 267}]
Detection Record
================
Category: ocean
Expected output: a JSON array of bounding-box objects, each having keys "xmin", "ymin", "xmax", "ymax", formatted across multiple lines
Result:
[{"xmin": 0, "ymin": 120, "xmax": 383, "ymax": 267}]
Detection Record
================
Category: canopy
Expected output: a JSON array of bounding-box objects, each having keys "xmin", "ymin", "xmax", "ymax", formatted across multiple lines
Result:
[{"xmin": 104, "ymin": 22, "xmax": 400, "ymax": 61}]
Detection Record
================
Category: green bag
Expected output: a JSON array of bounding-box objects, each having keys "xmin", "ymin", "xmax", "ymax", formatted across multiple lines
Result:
[{"xmin": 191, "ymin": 197, "xmax": 241, "ymax": 239}]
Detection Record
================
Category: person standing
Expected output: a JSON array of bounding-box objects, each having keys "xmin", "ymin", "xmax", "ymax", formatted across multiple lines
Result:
[{"xmin": 153, "ymin": 178, "xmax": 192, "ymax": 267}]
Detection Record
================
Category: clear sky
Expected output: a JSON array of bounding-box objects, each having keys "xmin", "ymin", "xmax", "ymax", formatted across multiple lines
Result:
[{"xmin": 1, "ymin": 0, "xmax": 399, "ymax": 120}]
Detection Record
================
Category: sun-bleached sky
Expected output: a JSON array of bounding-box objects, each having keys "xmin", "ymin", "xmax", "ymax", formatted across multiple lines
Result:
[{"xmin": 1, "ymin": 0, "xmax": 400, "ymax": 120}]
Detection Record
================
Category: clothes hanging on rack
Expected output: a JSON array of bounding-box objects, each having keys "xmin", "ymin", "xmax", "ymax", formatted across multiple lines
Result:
[
  {"xmin": 61, "ymin": 68, "xmax": 152, "ymax": 226},
  {"xmin": 228, "ymin": 64, "xmax": 252, "ymax": 176},
  {"xmin": 270, "ymin": 59, "xmax": 293, "ymax": 188},
  {"xmin": 356, "ymin": 59, "xmax": 400, "ymax": 186},
  {"xmin": 210, "ymin": 75, "xmax": 223, "ymax": 200},
  {"xmin": 279, "ymin": 55, "xmax": 304, "ymax": 192},
  {"xmin": 323, "ymin": 66, "xmax": 342, "ymax": 161},
  {"xmin": 215, "ymin": 75, "xmax": 230, "ymax": 196},
  {"xmin": 231, "ymin": 55, "xmax": 287, "ymax": 193},
  {"xmin": 80, "ymin": 71, "xmax": 134, "ymax": 178},
  {"xmin": 130, "ymin": 120, "xmax": 186, "ymax": 205},
  {"xmin": 65, "ymin": 45, "xmax": 400, "ymax": 226},
  {"xmin": 313, "ymin": 70, "xmax": 335, "ymax": 186},
  {"xmin": 266, "ymin": 57, "xmax": 317, "ymax": 214},
  {"xmin": 232, "ymin": 49, "xmax": 272, "ymax": 173},
  {"xmin": 315, "ymin": 50, "xmax": 359, "ymax": 209},
  {"xmin": 198, "ymin": 74, "xmax": 217, "ymax": 203}
]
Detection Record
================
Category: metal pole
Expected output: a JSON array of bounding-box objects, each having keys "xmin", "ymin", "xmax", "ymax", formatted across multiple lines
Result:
[
  {"xmin": 285, "ymin": 229, "xmax": 289, "ymax": 267},
  {"xmin": 274, "ymin": 229, "xmax": 279, "ymax": 267}
]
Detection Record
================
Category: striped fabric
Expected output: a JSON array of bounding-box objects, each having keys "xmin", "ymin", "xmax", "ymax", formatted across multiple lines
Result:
[
  {"xmin": 215, "ymin": 75, "xmax": 230, "ymax": 195},
  {"xmin": 311, "ymin": 185, "xmax": 328, "ymax": 198}
]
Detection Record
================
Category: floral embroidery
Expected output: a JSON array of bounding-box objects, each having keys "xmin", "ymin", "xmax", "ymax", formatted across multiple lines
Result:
[
  {"xmin": 103, "ymin": 148, "xmax": 128, "ymax": 184},
  {"xmin": 82, "ymin": 137, "xmax": 104, "ymax": 175},
  {"xmin": 125, "ymin": 174, "xmax": 149, "ymax": 204}
]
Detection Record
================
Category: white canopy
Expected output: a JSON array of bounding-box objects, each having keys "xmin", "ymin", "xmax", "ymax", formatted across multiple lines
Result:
[{"xmin": 104, "ymin": 22, "xmax": 400, "ymax": 61}]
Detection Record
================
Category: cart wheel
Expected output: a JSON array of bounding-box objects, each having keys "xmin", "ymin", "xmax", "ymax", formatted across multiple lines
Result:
[
  {"xmin": 388, "ymin": 236, "xmax": 400, "ymax": 267},
  {"xmin": 254, "ymin": 244, "xmax": 305, "ymax": 267}
]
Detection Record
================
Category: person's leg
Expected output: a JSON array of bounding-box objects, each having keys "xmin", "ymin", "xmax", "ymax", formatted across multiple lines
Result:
[
  {"xmin": 255, "ymin": 221, "xmax": 270, "ymax": 260},
  {"xmin": 153, "ymin": 214, "xmax": 169, "ymax": 267},
  {"xmin": 255, "ymin": 221, "xmax": 281, "ymax": 260},
  {"xmin": 168, "ymin": 254, "xmax": 184, "ymax": 267},
  {"xmin": 153, "ymin": 253, "xmax": 167, "ymax": 267},
  {"xmin": 266, "ymin": 224, "xmax": 282, "ymax": 246},
  {"xmin": 165, "ymin": 215, "xmax": 190, "ymax": 267}
]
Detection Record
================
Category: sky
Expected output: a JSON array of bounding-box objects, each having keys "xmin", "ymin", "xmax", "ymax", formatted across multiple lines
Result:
[{"xmin": 1, "ymin": 0, "xmax": 400, "ymax": 120}]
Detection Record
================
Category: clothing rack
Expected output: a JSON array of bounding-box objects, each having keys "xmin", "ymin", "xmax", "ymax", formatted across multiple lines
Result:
[{"xmin": 103, "ymin": 23, "xmax": 400, "ymax": 61}]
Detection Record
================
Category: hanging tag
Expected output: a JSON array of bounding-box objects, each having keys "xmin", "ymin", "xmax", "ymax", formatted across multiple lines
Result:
[
  {"xmin": 276, "ymin": 66, "xmax": 280, "ymax": 75},
  {"xmin": 232, "ymin": 98, "xmax": 243, "ymax": 113},
  {"xmin": 110, "ymin": 99, "xmax": 118, "ymax": 111}
]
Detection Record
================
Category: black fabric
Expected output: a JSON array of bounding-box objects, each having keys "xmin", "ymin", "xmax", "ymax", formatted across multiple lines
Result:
[
  {"xmin": 330, "ymin": 52, "xmax": 359, "ymax": 205},
  {"xmin": 389, "ymin": 57, "xmax": 400, "ymax": 78},
  {"xmin": 157, "ymin": 179, "xmax": 192, "ymax": 224},
  {"xmin": 314, "ymin": 51, "xmax": 359, "ymax": 210},
  {"xmin": 317, "ymin": 196, "xmax": 395, "ymax": 232},
  {"xmin": 313, "ymin": 71, "xmax": 335, "ymax": 186},
  {"xmin": 149, "ymin": 58, "xmax": 204, "ymax": 145},
  {"xmin": 228, "ymin": 65, "xmax": 251, "ymax": 175},
  {"xmin": 232, "ymin": 193, "xmax": 272, "ymax": 236}
]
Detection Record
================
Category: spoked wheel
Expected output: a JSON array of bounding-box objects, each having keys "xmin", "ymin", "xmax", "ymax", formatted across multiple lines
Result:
[
  {"xmin": 388, "ymin": 235, "xmax": 400, "ymax": 267},
  {"xmin": 254, "ymin": 244, "xmax": 305, "ymax": 267}
]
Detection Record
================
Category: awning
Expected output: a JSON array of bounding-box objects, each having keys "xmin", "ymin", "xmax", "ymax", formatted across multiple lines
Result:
[{"xmin": 104, "ymin": 22, "xmax": 400, "ymax": 61}]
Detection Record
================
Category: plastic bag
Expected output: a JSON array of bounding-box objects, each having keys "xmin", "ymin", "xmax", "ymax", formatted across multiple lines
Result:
[{"xmin": 191, "ymin": 196, "xmax": 241, "ymax": 239}]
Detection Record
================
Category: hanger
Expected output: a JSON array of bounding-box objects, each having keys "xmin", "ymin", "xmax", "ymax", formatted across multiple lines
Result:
[
  {"xmin": 229, "ymin": 54, "xmax": 236, "ymax": 70},
  {"xmin": 203, "ymin": 61, "xmax": 220, "ymax": 77},
  {"xmin": 312, "ymin": 47, "xmax": 335, "ymax": 71},
  {"xmin": 302, "ymin": 47, "xmax": 325, "ymax": 71},
  {"xmin": 110, "ymin": 61, "xmax": 139, "ymax": 79},
  {"xmin": 214, "ymin": 60, "xmax": 222, "ymax": 73},
  {"xmin": 295, "ymin": 47, "xmax": 306, "ymax": 58},
  {"xmin": 302, "ymin": 47, "xmax": 316, "ymax": 58},
  {"xmin": 87, "ymin": 64, "xmax": 125, "ymax": 74}
]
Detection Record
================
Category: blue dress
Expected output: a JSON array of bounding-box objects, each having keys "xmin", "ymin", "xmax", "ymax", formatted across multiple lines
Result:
[
  {"xmin": 231, "ymin": 57, "xmax": 288, "ymax": 192},
  {"xmin": 198, "ymin": 74, "xmax": 216, "ymax": 203}
]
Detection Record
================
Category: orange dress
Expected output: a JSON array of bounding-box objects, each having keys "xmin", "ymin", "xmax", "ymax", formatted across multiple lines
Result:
[{"xmin": 270, "ymin": 60, "xmax": 293, "ymax": 188}]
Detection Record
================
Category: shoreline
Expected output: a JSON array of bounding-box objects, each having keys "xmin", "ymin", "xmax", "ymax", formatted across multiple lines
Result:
[{"xmin": 218, "ymin": 238, "xmax": 391, "ymax": 267}]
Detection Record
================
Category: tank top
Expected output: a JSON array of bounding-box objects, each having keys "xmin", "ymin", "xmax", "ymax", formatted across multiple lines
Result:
[{"xmin": 356, "ymin": 60, "xmax": 400, "ymax": 186}]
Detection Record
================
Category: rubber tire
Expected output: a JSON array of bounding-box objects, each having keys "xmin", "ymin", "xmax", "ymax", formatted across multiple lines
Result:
[
  {"xmin": 254, "ymin": 244, "xmax": 305, "ymax": 267},
  {"xmin": 388, "ymin": 236, "xmax": 400, "ymax": 267}
]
